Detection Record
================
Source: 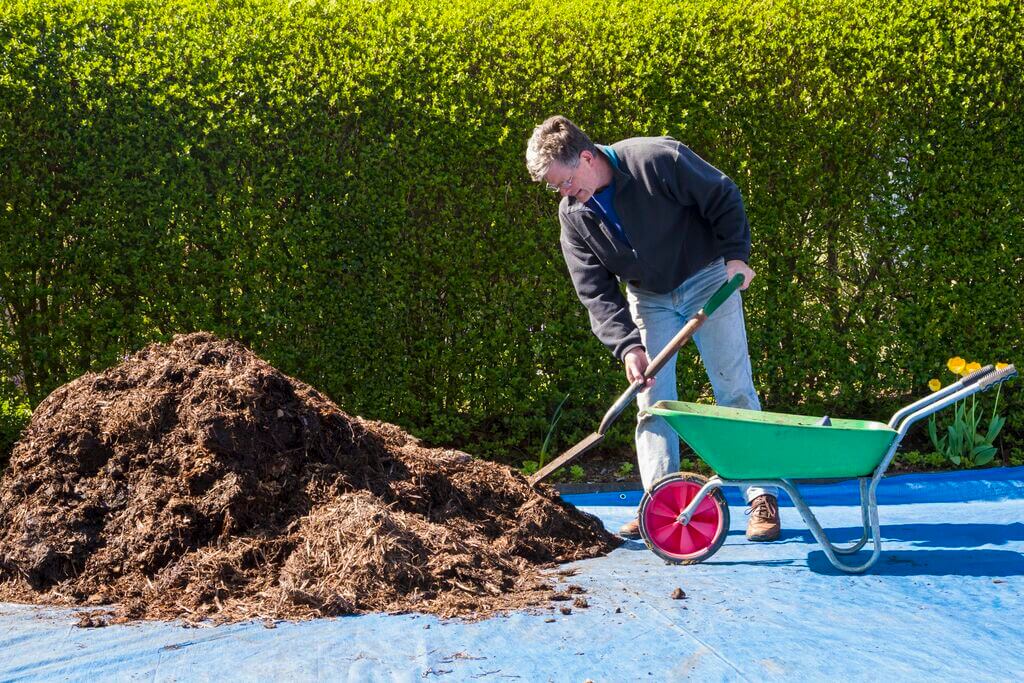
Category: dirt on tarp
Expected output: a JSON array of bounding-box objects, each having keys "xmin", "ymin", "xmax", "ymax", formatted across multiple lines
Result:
[{"xmin": 0, "ymin": 332, "xmax": 618, "ymax": 625}]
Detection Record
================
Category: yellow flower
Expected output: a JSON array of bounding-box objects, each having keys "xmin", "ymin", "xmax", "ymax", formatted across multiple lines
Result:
[
  {"xmin": 928, "ymin": 379, "xmax": 941, "ymax": 391},
  {"xmin": 947, "ymin": 357, "xmax": 966, "ymax": 375},
  {"xmin": 964, "ymin": 362, "xmax": 982, "ymax": 375},
  {"xmin": 996, "ymin": 362, "xmax": 1009, "ymax": 370}
]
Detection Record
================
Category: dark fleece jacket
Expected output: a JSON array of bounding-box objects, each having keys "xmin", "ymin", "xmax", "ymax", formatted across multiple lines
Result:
[{"xmin": 558, "ymin": 136, "xmax": 751, "ymax": 359}]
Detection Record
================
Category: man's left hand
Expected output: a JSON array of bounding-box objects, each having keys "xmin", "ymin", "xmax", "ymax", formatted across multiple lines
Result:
[{"xmin": 725, "ymin": 260, "xmax": 755, "ymax": 290}]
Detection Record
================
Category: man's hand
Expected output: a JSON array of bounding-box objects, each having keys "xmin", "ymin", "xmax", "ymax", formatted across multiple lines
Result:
[
  {"xmin": 623, "ymin": 347, "xmax": 655, "ymax": 391},
  {"xmin": 725, "ymin": 259, "xmax": 755, "ymax": 290}
]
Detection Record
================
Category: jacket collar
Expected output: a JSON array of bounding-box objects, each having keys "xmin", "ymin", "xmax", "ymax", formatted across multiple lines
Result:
[
  {"xmin": 563, "ymin": 144, "xmax": 633, "ymax": 213},
  {"xmin": 598, "ymin": 144, "xmax": 633, "ymax": 191}
]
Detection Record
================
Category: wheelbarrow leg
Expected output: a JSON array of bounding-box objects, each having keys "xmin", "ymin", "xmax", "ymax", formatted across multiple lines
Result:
[
  {"xmin": 779, "ymin": 479, "xmax": 882, "ymax": 573},
  {"xmin": 832, "ymin": 478, "xmax": 871, "ymax": 555}
]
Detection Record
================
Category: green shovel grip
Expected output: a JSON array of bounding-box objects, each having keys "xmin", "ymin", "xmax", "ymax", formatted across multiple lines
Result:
[{"xmin": 702, "ymin": 273, "xmax": 745, "ymax": 316}]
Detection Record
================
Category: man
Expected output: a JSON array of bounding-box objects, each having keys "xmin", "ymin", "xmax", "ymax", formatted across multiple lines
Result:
[{"xmin": 525, "ymin": 115, "xmax": 779, "ymax": 542}]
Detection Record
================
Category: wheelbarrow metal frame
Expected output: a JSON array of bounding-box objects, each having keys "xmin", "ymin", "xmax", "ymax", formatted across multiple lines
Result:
[{"xmin": 662, "ymin": 363, "xmax": 1016, "ymax": 573}]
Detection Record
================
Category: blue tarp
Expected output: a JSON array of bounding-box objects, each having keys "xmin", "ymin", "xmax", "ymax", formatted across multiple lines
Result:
[{"xmin": 2, "ymin": 467, "xmax": 1023, "ymax": 681}]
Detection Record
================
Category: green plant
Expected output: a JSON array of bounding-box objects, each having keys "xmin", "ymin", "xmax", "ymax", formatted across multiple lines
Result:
[
  {"xmin": 539, "ymin": 393, "xmax": 570, "ymax": 467},
  {"xmin": 679, "ymin": 456, "xmax": 713, "ymax": 476},
  {"xmin": 521, "ymin": 392, "xmax": 570, "ymax": 475},
  {"xmin": 898, "ymin": 450, "xmax": 947, "ymax": 471},
  {"xmin": 569, "ymin": 464, "xmax": 585, "ymax": 483},
  {"xmin": 0, "ymin": 394, "xmax": 31, "ymax": 468},
  {"xmin": 1009, "ymin": 449, "xmax": 1024, "ymax": 468},
  {"xmin": 520, "ymin": 460, "xmax": 539, "ymax": 477},
  {"xmin": 615, "ymin": 461, "xmax": 635, "ymax": 479},
  {"xmin": 927, "ymin": 358, "xmax": 1011, "ymax": 467}
]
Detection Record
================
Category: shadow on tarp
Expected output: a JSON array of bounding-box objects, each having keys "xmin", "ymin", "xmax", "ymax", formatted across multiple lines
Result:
[
  {"xmin": 741, "ymin": 521, "xmax": 1024, "ymax": 549},
  {"xmin": 562, "ymin": 465, "xmax": 1024, "ymax": 508},
  {"xmin": 702, "ymin": 549, "xmax": 1024, "ymax": 577},
  {"xmin": 806, "ymin": 548, "xmax": 1024, "ymax": 577}
]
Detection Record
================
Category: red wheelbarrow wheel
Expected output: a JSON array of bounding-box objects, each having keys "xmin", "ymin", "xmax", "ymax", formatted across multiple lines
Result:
[{"xmin": 639, "ymin": 472, "xmax": 730, "ymax": 565}]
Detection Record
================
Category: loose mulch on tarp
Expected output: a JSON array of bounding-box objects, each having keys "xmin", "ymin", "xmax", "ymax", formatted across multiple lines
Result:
[{"xmin": 0, "ymin": 332, "xmax": 618, "ymax": 625}]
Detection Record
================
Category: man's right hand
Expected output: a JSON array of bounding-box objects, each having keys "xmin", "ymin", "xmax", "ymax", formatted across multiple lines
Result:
[{"xmin": 623, "ymin": 347, "xmax": 656, "ymax": 391}]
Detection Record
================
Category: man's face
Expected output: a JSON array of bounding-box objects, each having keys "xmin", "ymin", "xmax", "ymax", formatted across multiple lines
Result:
[{"xmin": 545, "ymin": 151, "xmax": 599, "ymax": 203}]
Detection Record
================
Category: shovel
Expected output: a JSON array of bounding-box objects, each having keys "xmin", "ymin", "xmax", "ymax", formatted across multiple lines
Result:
[{"xmin": 529, "ymin": 273, "xmax": 746, "ymax": 486}]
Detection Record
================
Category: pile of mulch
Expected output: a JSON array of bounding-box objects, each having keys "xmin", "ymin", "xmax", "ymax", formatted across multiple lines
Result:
[{"xmin": 0, "ymin": 332, "xmax": 617, "ymax": 625}]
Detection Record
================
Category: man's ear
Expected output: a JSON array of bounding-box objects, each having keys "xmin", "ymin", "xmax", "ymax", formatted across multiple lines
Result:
[{"xmin": 579, "ymin": 150, "xmax": 594, "ymax": 165}]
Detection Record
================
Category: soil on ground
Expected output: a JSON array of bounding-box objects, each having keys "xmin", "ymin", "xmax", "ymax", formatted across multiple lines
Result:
[{"xmin": 0, "ymin": 333, "xmax": 618, "ymax": 625}]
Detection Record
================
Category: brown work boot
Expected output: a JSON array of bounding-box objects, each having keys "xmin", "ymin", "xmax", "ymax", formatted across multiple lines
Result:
[
  {"xmin": 617, "ymin": 518, "xmax": 641, "ymax": 539},
  {"xmin": 745, "ymin": 494, "xmax": 780, "ymax": 542}
]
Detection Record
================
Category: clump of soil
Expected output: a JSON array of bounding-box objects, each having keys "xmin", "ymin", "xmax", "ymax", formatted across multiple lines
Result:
[{"xmin": 0, "ymin": 332, "xmax": 617, "ymax": 624}]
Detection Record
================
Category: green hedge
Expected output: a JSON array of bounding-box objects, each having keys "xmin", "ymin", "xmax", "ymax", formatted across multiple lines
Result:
[
  {"xmin": 0, "ymin": 394, "xmax": 31, "ymax": 467},
  {"xmin": 1, "ymin": 0, "xmax": 1021, "ymax": 466}
]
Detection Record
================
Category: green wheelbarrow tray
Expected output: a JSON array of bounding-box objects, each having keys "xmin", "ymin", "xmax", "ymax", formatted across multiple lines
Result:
[
  {"xmin": 644, "ymin": 401, "xmax": 896, "ymax": 480},
  {"xmin": 635, "ymin": 363, "xmax": 1018, "ymax": 573}
]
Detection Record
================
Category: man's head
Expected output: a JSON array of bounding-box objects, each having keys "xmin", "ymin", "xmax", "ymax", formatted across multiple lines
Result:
[{"xmin": 525, "ymin": 115, "xmax": 610, "ymax": 203}]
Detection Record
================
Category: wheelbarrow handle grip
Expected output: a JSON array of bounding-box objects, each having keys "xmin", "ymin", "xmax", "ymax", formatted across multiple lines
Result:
[
  {"xmin": 978, "ymin": 364, "xmax": 1017, "ymax": 392},
  {"xmin": 960, "ymin": 364, "xmax": 994, "ymax": 386}
]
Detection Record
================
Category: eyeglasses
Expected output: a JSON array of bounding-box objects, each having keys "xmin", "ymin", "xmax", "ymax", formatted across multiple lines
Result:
[{"xmin": 545, "ymin": 174, "xmax": 574, "ymax": 192}]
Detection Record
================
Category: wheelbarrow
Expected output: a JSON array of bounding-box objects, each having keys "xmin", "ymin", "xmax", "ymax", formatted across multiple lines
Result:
[{"xmin": 637, "ymin": 363, "xmax": 1018, "ymax": 573}]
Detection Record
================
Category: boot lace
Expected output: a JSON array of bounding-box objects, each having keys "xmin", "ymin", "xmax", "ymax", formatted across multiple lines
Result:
[{"xmin": 745, "ymin": 495, "xmax": 778, "ymax": 522}]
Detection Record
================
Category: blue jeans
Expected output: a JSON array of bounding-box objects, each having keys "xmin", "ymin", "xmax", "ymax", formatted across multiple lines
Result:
[{"xmin": 626, "ymin": 258, "xmax": 775, "ymax": 503}]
